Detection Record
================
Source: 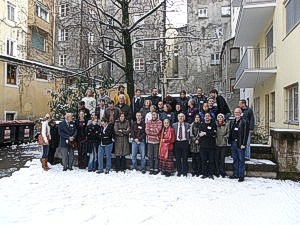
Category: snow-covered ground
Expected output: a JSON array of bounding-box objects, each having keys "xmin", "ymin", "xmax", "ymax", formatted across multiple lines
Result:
[{"xmin": 0, "ymin": 159, "xmax": 300, "ymax": 225}]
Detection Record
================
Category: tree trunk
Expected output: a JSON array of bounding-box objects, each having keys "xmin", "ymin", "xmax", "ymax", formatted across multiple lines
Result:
[{"xmin": 122, "ymin": 0, "xmax": 134, "ymax": 99}]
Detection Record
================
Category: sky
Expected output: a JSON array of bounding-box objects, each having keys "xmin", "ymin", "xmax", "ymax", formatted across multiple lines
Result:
[
  {"xmin": 166, "ymin": 0, "xmax": 187, "ymax": 27},
  {"xmin": 1, "ymin": 157, "xmax": 300, "ymax": 225}
]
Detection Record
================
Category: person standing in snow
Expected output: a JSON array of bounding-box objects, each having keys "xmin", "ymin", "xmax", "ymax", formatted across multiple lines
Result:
[
  {"xmin": 145, "ymin": 111, "xmax": 162, "ymax": 175},
  {"xmin": 114, "ymin": 113, "xmax": 131, "ymax": 172},
  {"xmin": 209, "ymin": 89, "xmax": 231, "ymax": 120},
  {"xmin": 48, "ymin": 119, "xmax": 59, "ymax": 165},
  {"xmin": 159, "ymin": 118, "xmax": 175, "ymax": 177},
  {"xmin": 86, "ymin": 117, "xmax": 100, "ymax": 172},
  {"xmin": 228, "ymin": 108, "xmax": 249, "ymax": 182},
  {"xmin": 189, "ymin": 114, "xmax": 201, "ymax": 176},
  {"xmin": 40, "ymin": 113, "xmax": 52, "ymax": 171},
  {"xmin": 75, "ymin": 110, "xmax": 88, "ymax": 169},
  {"xmin": 58, "ymin": 113, "xmax": 77, "ymax": 171},
  {"xmin": 97, "ymin": 117, "xmax": 114, "ymax": 174}
]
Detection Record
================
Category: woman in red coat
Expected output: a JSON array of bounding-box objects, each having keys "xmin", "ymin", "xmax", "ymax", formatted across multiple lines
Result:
[{"xmin": 159, "ymin": 118, "xmax": 175, "ymax": 177}]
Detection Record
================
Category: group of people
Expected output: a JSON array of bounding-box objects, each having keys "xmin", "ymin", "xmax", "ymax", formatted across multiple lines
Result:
[{"xmin": 40, "ymin": 85, "xmax": 255, "ymax": 182}]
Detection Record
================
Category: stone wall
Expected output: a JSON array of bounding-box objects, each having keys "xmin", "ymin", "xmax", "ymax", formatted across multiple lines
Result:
[{"xmin": 271, "ymin": 129, "xmax": 300, "ymax": 180}]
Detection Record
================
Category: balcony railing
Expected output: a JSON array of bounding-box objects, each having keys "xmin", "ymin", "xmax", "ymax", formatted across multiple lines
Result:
[{"xmin": 236, "ymin": 47, "xmax": 276, "ymax": 80}]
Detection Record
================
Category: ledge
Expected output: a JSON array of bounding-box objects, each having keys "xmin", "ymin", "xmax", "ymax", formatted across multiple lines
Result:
[{"xmin": 270, "ymin": 128, "xmax": 300, "ymax": 133}]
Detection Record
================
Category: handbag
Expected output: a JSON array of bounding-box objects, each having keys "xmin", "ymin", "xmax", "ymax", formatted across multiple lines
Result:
[{"xmin": 38, "ymin": 134, "xmax": 48, "ymax": 146}]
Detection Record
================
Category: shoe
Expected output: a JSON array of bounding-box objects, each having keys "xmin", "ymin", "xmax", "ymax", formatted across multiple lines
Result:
[
  {"xmin": 96, "ymin": 170, "xmax": 103, "ymax": 174},
  {"xmin": 165, "ymin": 172, "xmax": 171, "ymax": 177},
  {"xmin": 221, "ymin": 174, "xmax": 226, "ymax": 178},
  {"xmin": 88, "ymin": 170, "xmax": 93, "ymax": 172},
  {"xmin": 245, "ymin": 158, "xmax": 250, "ymax": 161},
  {"xmin": 192, "ymin": 173, "xmax": 196, "ymax": 177},
  {"xmin": 177, "ymin": 173, "xmax": 182, "ymax": 177},
  {"xmin": 196, "ymin": 173, "xmax": 200, "ymax": 177},
  {"xmin": 69, "ymin": 167, "xmax": 73, "ymax": 171},
  {"xmin": 229, "ymin": 175, "xmax": 238, "ymax": 179},
  {"xmin": 238, "ymin": 177, "xmax": 245, "ymax": 182},
  {"xmin": 105, "ymin": 171, "xmax": 109, "ymax": 174},
  {"xmin": 63, "ymin": 167, "xmax": 68, "ymax": 171},
  {"xmin": 183, "ymin": 174, "xmax": 187, "ymax": 177},
  {"xmin": 215, "ymin": 174, "xmax": 220, "ymax": 178},
  {"xmin": 142, "ymin": 170, "xmax": 146, "ymax": 174},
  {"xmin": 149, "ymin": 171, "xmax": 154, "ymax": 175},
  {"xmin": 201, "ymin": 175, "xmax": 207, "ymax": 179},
  {"xmin": 209, "ymin": 175, "xmax": 214, "ymax": 180}
]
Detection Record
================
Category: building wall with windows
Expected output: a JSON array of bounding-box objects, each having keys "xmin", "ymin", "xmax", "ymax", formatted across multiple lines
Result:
[
  {"xmin": 174, "ymin": 0, "xmax": 231, "ymax": 94},
  {"xmin": 0, "ymin": 0, "xmax": 65, "ymax": 120},
  {"xmin": 233, "ymin": 0, "xmax": 300, "ymax": 131}
]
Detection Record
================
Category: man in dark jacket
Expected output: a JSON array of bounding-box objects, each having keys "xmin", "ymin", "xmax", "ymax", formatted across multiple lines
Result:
[
  {"xmin": 199, "ymin": 112, "xmax": 217, "ymax": 179},
  {"xmin": 239, "ymin": 99, "xmax": 255, "ymax": 160},
  {"xmin": 48, "ymin": 119, "xmax": 59, "ymax": 165},
  {"xmin": 131, "ymin": 88, "xmax": 144, "ymax": 121},
  {"xmin": 210, "ymin": 89, "xmax": 231, "ymax": 120},
  {"xmin": 193, "ymin": 87, "xmax": 207, "ymax": 112},
  {"xmin": 228, "ymin": 108, "xmax": 249, "ymax": 182},
  {"xmin": 58, "ymin": 113, "xmax": 77, "ymax": 171},
  {"xmin": 146, "ymin": 88, "xmax": 162, "ymax": 107},
  {"xmin": 176, "ymin": 90, "xmax": 189, "ymax": 114},
  {"xmin": 131, "ymin": 112, "xmax": 146, "ymax": 173},
  {"xmin": 172, "ymin": 113, "xmax": 190, "ymax": 177}
]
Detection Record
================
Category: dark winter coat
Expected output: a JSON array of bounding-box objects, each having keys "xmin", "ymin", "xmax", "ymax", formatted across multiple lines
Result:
[
  {"xmin": 58, "ymin": 120, "xmax": 77, "ymax": 148},
  {"xmin": 241, "ymin": 107, "xmax": 255, "ymax": 131},
  {"xmin": 116, "ymin": 103, "xmax": 131, "ymax": 121},
  {"xmin": 216, "ymin": 95, "xmax": 231, "ymax": 116},
  {"xmin": 160, "ymin": 112, "xmax": 175, "ymax": 124},
  {"xmin": 228, "ymin": 118, "xmax": 249, "ymax": 148},
  {"xmin": 186, "ymin": 107, "xmax": 199, "ymax": 124},
  {"xmin": 85, "ymin": 123, "xmax": 101, "ymax": 153},
  {"xmin": 199, "ymin": 121, "xmax": 217, "ymax": 149},
  {"xmin": 98, "ymin": 123, "xmax": 114, "ymax": 146},
  {"xmin": 193, "ymin": 95, "xmax": 207, "ymax": 112},
  {"xmin": 131, "ymin": 120, "xmax": 146, "ymax": 142},
  {"xmin": 114, "ymin": 120, "xmax": 131, "ymax": 156},
  {"xmin": 146, "ymin": 95, "xmax": 162, "ymax": 107},
  {"xmin": 49, "ymin": 124, "xmax": 59, "ymax": 149},
  {"xmin": 104, "ymin": 107, "xmax": 121, "ymax": 123},
  {"xmin": 189, "ymin": 122, "xmax": 201, "ymax": 153},
  {"xmin": 131, "ymin": 96, "xmax": 145, "ymax": 120},
  {"xmin": 176, "ymin": 97, "xmax": 189, "ymax": 114}
]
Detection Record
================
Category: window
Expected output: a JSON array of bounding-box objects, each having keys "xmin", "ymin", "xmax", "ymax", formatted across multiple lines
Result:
[
  {"xmin": 89, "ymin": 8, "xmax": 96, "ymax": 21},
  {"xmin": 134, "ymin": 36, "xmax": 144, "ymax": 48},
  {"xmin": 36, "ymin": 2, "xmax": 49, "ymax": 22},
  {"xmin": 58, "ymin": 29, "xmax": 69, "ymax": 41},
  {"xmin": 108, "ymin": 40, "xmax": 114, "ymax": 49},
  {"xmin": 88, "ymin": 32, "xmax": 94, "ymax": 45},
  {"xmin": 6, "ymin": 64, "xmax": 17, "ymax": 85},
  {"xmin": 210, "ymin": 53, "xmax": 220, "ymax": 65},
  {"xmin": 198, "ymin": 8, "xmax": 208, "ymax": 18},
  {"xmin": 286, "ymin": 0, "xmax": 300, "ymax": 34},
  {"xmin": 7, "ymin": 1, "xmax": 16, "ymax": 21},
  {"xmin": 254, "ymin": 97, "xmax": 260, "ymax": 124},
  {"xmin": 59, "ymin": 4, "xmax": 70, "ymax": 17},
  {"xmin": 173, "ymin": 49, "xmax": 179, "ymax": 76},
  {"xmin": 59, "ymin": 55, "xmax": 66, "ymax": 66},
  {"xmin": 270, "ymin": 92, "xmax": 275, "ymax": 122},
  {"xmin": 134, "ymin": 58, "xmax": 145, "ymax": 71},
  {"xmin": 285, "ymin": 83, "xmax": 299, "ymax": 122},
  {"xmin": 32, "ymin": 32, "xmax": 45, "ymax": 51},
  {"xmin": 221, "ymin": 6, "xmax": 230, "ymax": 17},
  {"xmin": 5, "ymin": 111, "xmax": 16, "ymax": 121},
  {"xmin": 230, "ymin": 48, "xmax": 240, "ymax": 63},
  {"xmin": 265, "ymin": 26, "xmax": 273, "ymax": 56},
  {"xmin": 36, "ymin": 69, "xmax": 48, "ymax": 80},
  {"xmin": 229, "ymin": 78, "xmax": 236, "ymax": 93},
  {"xmin": 6, "ymin": 38, "xmax": 16, "ymax": 56}
]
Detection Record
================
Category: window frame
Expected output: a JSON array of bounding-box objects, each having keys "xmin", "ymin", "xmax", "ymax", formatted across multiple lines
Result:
[
  {"xmin": 265, "ymin": 25, "xmax": 273, "ymax": 57},
  {"xmin": 58, "ymin": 28, "xmax": 69, "ymax": 41},
  {"xmin": 198, "ymin": 8, "xmax": 208, "ymax": 18},
  {"xmin": 285, "ymin": 83, "xmax": 299, "ymax": 123},
  {"xmin": 210, "ymin": 53, "xmax": 220, "ymax": 65},
  {"xmin": 88, "ymin": 32, "xmax": 94, "ymax": 45},
  {"xmin": 7, "ymin": 1, "xmax": 16, "ymax": 22},
  {"xmin": 59, "ymin": 4, "xmax": 70, "ymax": 17},
  {"xmin": 6, "ymin": 37, "xmax": 17, "ymax": 57},
  {"xmin": 221, "ymin": 6, "xmax": 231, "ymax": 17},
  {"xmin": 134, "ymin": 58, "xmax": 145, "ymax": 71},
  {"xmin": 5, "ymin": 63, "xmax": 18, "ymax": 87},
  {"xmin": 36, "ymin": 2, "xmax": 49, "ymax": 22},
  {"xmin": 4, "ymin": 111, "xmax": 17, "ymax": 121},
  {"xmin": 59, "ymin": 54, "xmax": 67, "ymax": 66},
  {"xmin": 31, "ymin": 31, "xmax": 45, "ymax": 51},
  {"xmin": 230, "ymin": 47, "xmax": 240, "ymax": 63},
  {"xmin": 133, "ymin": 36, "xmax": 144, "ymax": 49},
  {"xmin": 285, "ymin": 0, "xmax": 300, "ymax": 34}
]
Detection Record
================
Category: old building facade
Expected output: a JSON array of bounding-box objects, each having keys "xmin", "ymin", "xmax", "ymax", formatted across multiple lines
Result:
[{"xmin": 172, "ymin": 0, "xmax": 231, "ymax": 95}]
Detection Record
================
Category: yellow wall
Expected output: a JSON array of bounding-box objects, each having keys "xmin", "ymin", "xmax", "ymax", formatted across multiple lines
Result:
[{"xmin": 252, "ymin": 0, "xmax": 300, "ymax": 130}]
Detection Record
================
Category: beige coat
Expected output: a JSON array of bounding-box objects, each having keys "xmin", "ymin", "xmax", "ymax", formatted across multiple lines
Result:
[
  {"xmin": 216, "ymin": 123, "xmax": 229, "ymax": 147},
  {"xmin": 114, "ymin": 120, "xmax": 131, "ymax": 156}
]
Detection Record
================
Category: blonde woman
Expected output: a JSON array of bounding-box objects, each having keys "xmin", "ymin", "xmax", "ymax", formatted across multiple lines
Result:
[{"xmin": 40, "ymin": 113, "xmax": 51, "ymax": 171}]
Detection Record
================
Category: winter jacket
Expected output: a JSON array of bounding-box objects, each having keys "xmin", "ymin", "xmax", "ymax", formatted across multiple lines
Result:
[
  {"xmin": 145, "ymin": 119, "xmax": 162, "ymax": 144},
  {"xmin": 193, "ymin": 95, "xmax": 207, "ymax": 112},
  {"xmin": 190, "ymin": 122, "xmax": 201, "ymax": 153},
  {"xmin": 216, "ymin": 95, "xmax": 231, "ymax": 116},
  {"xmin": 131, "ymin": 96, "xmax": 145, "ymax": 120},
  {"xmin": 116, "ymin": 103, "xmax": 131, "ymax": 121},
  {"xmin": 85, "ymin": 123, "xmax": 101, "ymax": 153},
  {"xmin": 176, "ymin": 97, "xmax": 189, "ymax": 114},
  {"xmin": 228, "ymin": 118, "xmax": 249, "ymax": 148},
  {"xmin": 160, "ymin": 112, "xmax": 175, "ymax": 124},
  {"xmin": 146, "ymin": 95, "xmax": 162, "ymax": 107},
  {"xmin": 114, "ymin": 120, "xmax": 131, "ymax": 156},
  {"xmin": 216, "ymin": 123, "xmax": 230, "ymax": 147},
  {"xmin": 186, "ymin": 107, "xmax": 199, "ymax": 124},
  {"xmin": 104, "ymin": 107, "xmax": 121, "ymax": 123},
  {"xmin": 98, "ymin": 123, "xmax": 114, "ymax": 146},
  {"xmin": 58, "ymin": 120, "xmax": 77, "ymax": 148},
  {"xmin": 241, "ymin": 107, "xmax": 255, "ymax": 131},
  {"xmin": 113, "ymin": 92, "xmax": 131, "ymax": 105},
  {"xmin": 131, "ymin": 120, "xmax": 146, "ymax": 142},
  {"xmin": 199, "ymin": 121, "xmax": 217, "ymax": 149}
]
